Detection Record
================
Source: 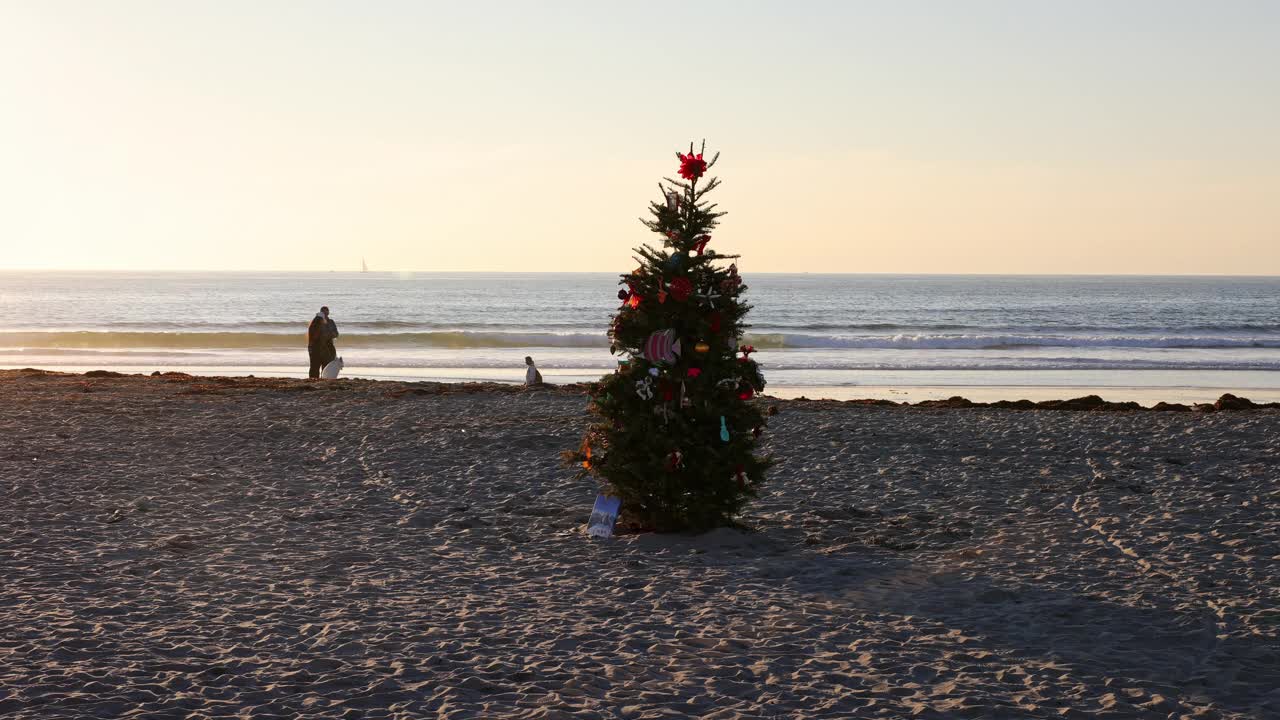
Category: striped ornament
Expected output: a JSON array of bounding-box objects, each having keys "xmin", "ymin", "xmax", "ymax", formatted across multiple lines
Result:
[{"xmin": 643, "ymin": 329, "xmax": 682, "ymax": 365}]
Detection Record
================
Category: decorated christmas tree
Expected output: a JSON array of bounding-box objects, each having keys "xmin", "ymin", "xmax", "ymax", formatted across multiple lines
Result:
[{"xmin": 567, "ymin": 142, "xmax": 771, "ymax": 532}]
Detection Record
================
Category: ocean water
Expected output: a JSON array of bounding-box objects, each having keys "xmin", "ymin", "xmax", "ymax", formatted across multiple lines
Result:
[{"xmin": 3, "ymin": 271, "xmax": 1279, "ymax": 402}]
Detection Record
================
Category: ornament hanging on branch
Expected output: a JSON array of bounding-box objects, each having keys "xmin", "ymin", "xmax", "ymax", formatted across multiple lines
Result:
[
  {"xmin": 695, "ymin": 286, "xmax": 722, "ymax": 308},
  {"xmin": 721, "ymin": 264, "xmax": 743, "ymax": 294},
  {"xmin": 644, "ymin": 329, "xmax": 682, "ymax": 364},
  {"xmin": 669, "ymin": 277, "xmax": 693, "ymax": 303},
  {"xmin": 635, "ymin": 376, "xmax": 654, "ymax": 400},
  {"xmin": 665, "ymin": 450, "xmax": 684, "ymax": 472}
]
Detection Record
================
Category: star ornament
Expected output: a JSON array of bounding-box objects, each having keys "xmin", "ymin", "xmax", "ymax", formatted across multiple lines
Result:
[{"xmin": 695, "ymin": 287, "xmax": 722, "ymax": 308}]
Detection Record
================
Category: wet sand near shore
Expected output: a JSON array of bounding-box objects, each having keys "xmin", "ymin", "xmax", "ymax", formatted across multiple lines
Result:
[{"xmin": 1, "ymin": 369, "xmax": 1277, "ymax": 719}]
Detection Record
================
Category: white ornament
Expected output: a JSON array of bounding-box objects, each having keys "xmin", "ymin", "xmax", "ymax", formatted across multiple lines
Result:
[{"xmin": 695, "ymin": 287, "xmax": 722, "ymax": 308}]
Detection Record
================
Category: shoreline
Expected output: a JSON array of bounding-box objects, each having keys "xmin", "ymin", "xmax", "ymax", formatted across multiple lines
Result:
[{"xmin": 6, "ymin": 367, "xmax": 1279, "ymax": 412}]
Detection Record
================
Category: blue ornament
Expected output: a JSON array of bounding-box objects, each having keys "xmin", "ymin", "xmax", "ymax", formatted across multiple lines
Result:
[
  {"xmin": 667, "ymin": 252, "xmax": 686, "ymax": 270},
  {"xmin": 719, "ymin": 416, "xmax": 730, "ymax": 442}
]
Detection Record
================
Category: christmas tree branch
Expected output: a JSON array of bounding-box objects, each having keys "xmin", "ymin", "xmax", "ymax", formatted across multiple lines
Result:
[
  {"xmin": 695, "ymin": 177, "xmax": 721, "ymax": 197},
  {"xmin": 662, "ymin": 177, "xmax": 693, "ymax": 192}
]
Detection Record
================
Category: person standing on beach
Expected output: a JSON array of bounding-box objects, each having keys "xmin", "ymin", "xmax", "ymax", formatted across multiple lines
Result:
[
  {"xmin": 307, "ymin": 306, "xmax": 340, "ymax": 379},
  {"xmin": 525, "ymin": 356, "xmax": 543, "ymax": 386}
]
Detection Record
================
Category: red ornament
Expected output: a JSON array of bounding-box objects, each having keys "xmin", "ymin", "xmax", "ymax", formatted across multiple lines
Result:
[
  {"xmin": 694, "ymin": 235, "xmax": 711, "ymax": 255},
  {"xmin": 708, "ymin": 311, "xmax": 722, "ymax": 334},
  {"xmin": 721, "ymin": 264, "xmax": 742, "ymax": 293},
  {"xmin": 617, "ymin": 289, "xmax": 630, "ymax": 301},
  {"xmin": 738, "ymin": 386, "xmax": 755, "ymax": 400},
  {"xmin": 686, "ymin": 368, "xmax": 701, "ymax": 378},
  {"xmin": 678, "ymin": 152, "xmax": 707, "ymax": 181},
  {"xmin": 666, "ymin": 450, "xmax": 684, "ymax": 472},
  {"xmin": 669, "ymin": 277, "xmax": 693, "ymax": 302}
]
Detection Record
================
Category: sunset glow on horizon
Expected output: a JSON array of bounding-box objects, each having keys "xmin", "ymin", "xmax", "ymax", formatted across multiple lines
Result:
[{"xmin": 2, "ymin": 1, "xmax": 1277, "ymax": 275}]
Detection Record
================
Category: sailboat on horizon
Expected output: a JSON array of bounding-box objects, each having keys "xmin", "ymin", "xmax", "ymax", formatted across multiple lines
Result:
[{"xmin": 361, "ymin": 258, "xmax": 369, "ymax": 273}]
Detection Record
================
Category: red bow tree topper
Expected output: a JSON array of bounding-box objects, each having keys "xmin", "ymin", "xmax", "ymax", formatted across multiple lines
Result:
[{"xmin": 678, "ymin": 152, "xmax": 707, "ymax": 181}]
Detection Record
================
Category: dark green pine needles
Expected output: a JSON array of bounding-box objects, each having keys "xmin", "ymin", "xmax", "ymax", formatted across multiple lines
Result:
[{"xmin": 567, "ymin": 142, "xmax": 772, "ymax": 532}]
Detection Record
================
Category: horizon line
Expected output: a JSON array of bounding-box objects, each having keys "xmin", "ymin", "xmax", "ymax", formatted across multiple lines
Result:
[{"xmin": 2, "ymin": 268, "xmax": 1280, "ymax": 279}]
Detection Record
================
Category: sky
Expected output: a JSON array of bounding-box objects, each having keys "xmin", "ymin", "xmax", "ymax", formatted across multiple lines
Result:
[{"xmin": 1, "ymin": 1, "xmax": 1277, "ymax": 274}]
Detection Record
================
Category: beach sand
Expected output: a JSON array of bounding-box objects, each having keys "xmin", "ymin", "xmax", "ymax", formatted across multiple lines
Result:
[{"xmin": 1, "ymin": 369, "xmax": 1277, "ymax": 719}]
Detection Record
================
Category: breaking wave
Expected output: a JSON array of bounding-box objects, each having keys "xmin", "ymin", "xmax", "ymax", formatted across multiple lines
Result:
[
  {"xmin": 3, "ymin": 330, "xmax": 1280, "ymax": 351},
  {"xmin": 743, "ymin": 333, "xmax": 1280, "ymax": 350}
]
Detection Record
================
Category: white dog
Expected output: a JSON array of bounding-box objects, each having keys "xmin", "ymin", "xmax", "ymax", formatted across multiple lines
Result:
[{"xmin": 320, "ymin": 357, "xmax": 344, "ymax": 379}]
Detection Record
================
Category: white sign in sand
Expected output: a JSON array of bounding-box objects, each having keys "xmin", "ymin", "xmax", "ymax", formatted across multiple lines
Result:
[{"xmin": 586, "ymin": 495, "xmax": 621, "ymax": 539}]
